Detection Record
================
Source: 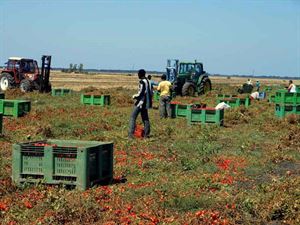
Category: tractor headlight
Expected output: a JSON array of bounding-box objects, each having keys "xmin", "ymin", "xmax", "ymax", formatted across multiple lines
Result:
[{"xmin": 27, "ymin": 74, "xmax": 35, "ymax": 81}]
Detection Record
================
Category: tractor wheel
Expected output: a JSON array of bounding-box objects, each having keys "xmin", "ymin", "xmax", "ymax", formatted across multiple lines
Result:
[
  {"xmin": 0, "ymin": 73, "xmax": 14, "ymax": 91},
  {"xmin": 198, "ymin": 76, "xmax": 212, "ymax": 95},
  {"xmin": 20, "ymin": 79, "xmax": 32, "ymax": 92},
  {"xmin": 32, "ymin": 80, "xmax": 41, "ymax": 91},
  {"xmin": 182, "ymin": 82, "xmax": 196, "ymax": 96}
]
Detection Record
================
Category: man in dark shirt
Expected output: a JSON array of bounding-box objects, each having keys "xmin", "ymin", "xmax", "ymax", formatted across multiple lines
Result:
[{"xmin": 128, "ymin": 69, "xmax": 152, "ymax": 138}]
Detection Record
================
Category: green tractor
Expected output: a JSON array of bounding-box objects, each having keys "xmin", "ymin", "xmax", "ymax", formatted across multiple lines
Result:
[{"xmin": 165, "ymin": 59, "xmax": 212, "ymax": 96}]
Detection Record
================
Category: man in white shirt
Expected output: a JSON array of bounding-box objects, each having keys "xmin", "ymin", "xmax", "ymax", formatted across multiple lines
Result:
[{"xmin": 288, "ymin": 80, "xmax": 296, "ymax": 93}]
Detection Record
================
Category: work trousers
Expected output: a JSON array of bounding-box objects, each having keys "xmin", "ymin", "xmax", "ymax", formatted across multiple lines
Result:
[
  {"xmin": 159, "ymin": 95, "xmax": 172, "ymax": 118},
  {"xmin": 128, "ymin": 106, "xmax": 150, "ymax": 138}
]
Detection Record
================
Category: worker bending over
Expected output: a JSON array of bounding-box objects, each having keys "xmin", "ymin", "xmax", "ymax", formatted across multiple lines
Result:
[{"xmin": 288, "ymin": 80, "xmax": 296, "ymax": 93}]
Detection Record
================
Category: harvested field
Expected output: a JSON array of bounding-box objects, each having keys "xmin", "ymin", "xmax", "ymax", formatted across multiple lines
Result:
[
  {"xmin": 0, "ymin": 75, "xmax": 299, "ymax": 225},
  {"xmin": 49, "ymin": 71, "xmax": 299, "ymax": 91}
]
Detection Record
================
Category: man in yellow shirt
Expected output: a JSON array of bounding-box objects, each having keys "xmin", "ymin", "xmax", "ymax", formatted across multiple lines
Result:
[{"xmin": 157, "ymin": 74, "xmax": 172, "ymax": 118}]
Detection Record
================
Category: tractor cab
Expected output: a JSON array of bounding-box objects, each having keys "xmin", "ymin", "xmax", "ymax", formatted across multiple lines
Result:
[
  {"xmin": 0, "ymin": 55, "xmax": 51, "ymax": 93},
  {"xmin": 165, "ymin": 59, "xmax": 211, "ymax": 96},
  {"xmin": 3, "ymin": 57, "xmax": 39, "ymax": 84}
]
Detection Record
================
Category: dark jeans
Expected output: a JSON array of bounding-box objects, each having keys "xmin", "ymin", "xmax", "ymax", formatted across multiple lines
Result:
[
  {"xmin": 159, "ymin": 95, "xmax": 172, "ymax": 118},
  {"xmin": 128, "ymin": 106, "xmax": 150, "ymax": 138}
]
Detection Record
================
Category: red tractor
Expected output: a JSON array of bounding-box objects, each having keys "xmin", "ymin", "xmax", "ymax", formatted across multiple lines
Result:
[{"xmin": 0, "ymin": 55, "xmax": 52, "ymax": 92}]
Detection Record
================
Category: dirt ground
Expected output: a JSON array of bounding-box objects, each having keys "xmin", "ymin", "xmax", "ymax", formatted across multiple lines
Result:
[{"xmin": 50, "ymin": 71, "xmax": 298, "ymax": 91}]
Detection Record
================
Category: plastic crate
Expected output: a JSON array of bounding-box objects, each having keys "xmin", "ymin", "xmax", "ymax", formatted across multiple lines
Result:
[
  {"xmin": 275, "ymin": 104, "xmax": 300, "ymax": 118},
  {"xmin": 217, "ymin": 97, "xmax": 250, "ymax": 108},
  {"xmin": 275, "ymin": 90, "xmax": 300, "ymax": 105},
  {"xmin": 0, "ymin": 100, "xmax": 31, "ymax": 117},
  {"xmin": 52, "ymin": 88, "xmax": 72, "ymax": 96},
  {"xmin": 0, "ymin": 93, "xmax": 4, "ymax": 99},
  {"xmin": 217, "ymin": 94, "xmax": 238, "ymax": 99},
  {"xmin": 264, "ymin": 86, "xmax": 272, "ymax": 91},
  {"xmin": 170, "ymin": 103, "xmax": 189, "ymax": 118},
  {"xmin": 12, "ymin": 139, "xmax": 114, "ymax": 190},
  {"xmin": 186, "ymin": 106, "xmax": 224, "ymax": 125},
  {"xmin": 269, "ymin": 95, "xmax": 275, "ymax": 103},
  {"xmin": 81, "ymin": 94, "xmax": 110, "ymax": 106},
  {"xmin": 0, "ymin": 113, "xmax": 2, "ymax": 134},
  {"xmin": 153, "ymin": 91, "xmax": 160, "ymax": 101}
]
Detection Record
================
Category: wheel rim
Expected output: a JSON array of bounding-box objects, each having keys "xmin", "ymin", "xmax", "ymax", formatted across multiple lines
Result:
[
  {"xmin": 188, "ymin": 86, "xmax": 194, "ymax": 96},
  {"xmin": 0, "ymin": 77, "xmax": 9, "ymax": 90},
  {"xmin": 20, "ymin": 83, "xmax": 26, "ymax": 92}
]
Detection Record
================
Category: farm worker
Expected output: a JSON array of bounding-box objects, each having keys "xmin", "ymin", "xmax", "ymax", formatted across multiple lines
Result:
[
  {"xmin": 256, "ymin": 80, "xmax": 260, "ymax": 91},
  {"xmin": 215, "ymin": 102, "xmax": 231, "ymax": 110},
  {"xmin": 250, "ymin": 91, "xmax": 259, "ymax": 100},
  {"xmin": 147, "ymin": 75, "xmax": 159, "ymax": 90},
  {"xmin": 288, "ymin": 80, "xmax": 296, "ymax": 93},
  {"xmin": 157, "ymin": 74, "xmax": 172, "ymax": 118},
  {"xmin": 128, "ymin": 69, "xmax": 152, "ymax": 139},
  {"xmin": 247, "ymin": 79, "xmax": 252, "ymax": 85}
]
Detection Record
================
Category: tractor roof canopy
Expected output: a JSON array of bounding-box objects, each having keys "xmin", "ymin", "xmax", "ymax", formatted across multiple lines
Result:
[{"xmin": 8, "ymin": 57, "xmax": 35, "ymax": 61}]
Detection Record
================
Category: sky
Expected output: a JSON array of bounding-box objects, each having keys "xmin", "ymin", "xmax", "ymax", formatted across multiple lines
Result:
[{"xmin": 0, "ymin": 0, "xmax": 299, "ymax": 77}]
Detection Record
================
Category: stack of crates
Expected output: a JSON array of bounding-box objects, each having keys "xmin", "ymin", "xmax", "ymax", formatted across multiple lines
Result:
[
  {"xmin": 81, "ymin": 94, "xmax": 110, "ymax": 106},
  {"xmin": 12, "ymin": 139, "xmax": 114, "ymax": 190},
  {"xmin": 217, "ymin": 97, "xmax": 250, "ymax": 108},
  {"xmin": 186, "ymin": 105, "xmax": 224, "ymax": 126},
  {"xmin": 274, "ymin": 90, "xmax": 300, "ymax": 118},
  {"xmin": 52, "ymin": 88, "xmax": 72, "ymax": 96},
  {"xmin": 0, "ymin": 100, "xmax": 31, "ymax": 117}
]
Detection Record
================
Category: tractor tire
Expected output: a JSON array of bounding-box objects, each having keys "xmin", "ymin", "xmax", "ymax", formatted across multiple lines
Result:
[
  {"xmin": 0, "ymin": 73, "xmax": 14, "ymax": 91},
  {"xmin": 32, "ymin": 80, "xmax": 41, "ymax": 91},
  {"xmin": 182, "ymin": 82, "xmax": 196, "ymax": 96},
  {"xmin": 198, "ymin": 76, "xmax": 212, "ymax": 95},
  {"xmin": 20, "ymin": 79, "xmax": 32, "ymax": 92}
]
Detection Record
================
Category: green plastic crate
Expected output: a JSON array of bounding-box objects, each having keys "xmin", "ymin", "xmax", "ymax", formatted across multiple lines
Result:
[
  {"xmin": 264, "ymin": 86, "xmax": 272, "ymax": 91},
  {"xmin": 0, "ymin": 93, "xmax": 4, "ymax": 99},
  {"xmin": 0, "ymin": 113, "xmax": 2, "ymax": 134},
  {"xmin": 217, "ymin": 94, "xmax": 238, "ymax": 99},
  {"xmin": 186, "ymin": 106, "xmax": 224, "ymax": 126},
  {"xmin": 269, "ymin": 95, "xmax": 275, "ymax": 103},
  {"xmin": 153, "ymin": 91, "xmax": 160, "ymax": 101},
  {"xmin": 52, "ymin": 88, "xmax": 72, "ymax": 96},
  {"xmin": 81, "ymin": 94, "xmax": 110, "ymax": 106},
  {"xmin": 12, "ymin": 139, "xmax": 114, "ymax": 190},
  {"xmin": 217, "ymin": 97, "xmax": 250, "ymax": 108},
  {"xmin": 275, "ymin": 90, "xmax": 300, "ymax": 105},
  {"xmin": 0, "ymin": 100, "xmax": 31, "ymax": 117},
  {"xmin": 275, "ymin": 104, "xmax": 300, "ymax": 118},
  {"xmin": 170, "ymin": 103, "xmax": 189, "ymax": 118}
]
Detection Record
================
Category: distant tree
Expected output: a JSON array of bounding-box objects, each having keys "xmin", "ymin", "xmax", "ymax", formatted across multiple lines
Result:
[
  {"xmin": 78, "ymin": 64, "xmax": 83, "ymax": 73},
  {"xmin": 69, "ymin": 63, "xmax": 73, "ymax": 72},
  {"xmin": 73, "ymin": 64, "xmax": 77, "ymax": 72}
]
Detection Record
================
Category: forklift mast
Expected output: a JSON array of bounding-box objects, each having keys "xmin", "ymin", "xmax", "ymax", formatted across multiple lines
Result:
[{"xmin": 40, "ymin": 55, "xmax": 51, "ymax": 92}]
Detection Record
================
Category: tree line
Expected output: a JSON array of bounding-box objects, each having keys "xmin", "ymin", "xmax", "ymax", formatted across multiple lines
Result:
[{"xmin": 61, "ymin": 63, "xmax": 85, "ymax": 73}]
